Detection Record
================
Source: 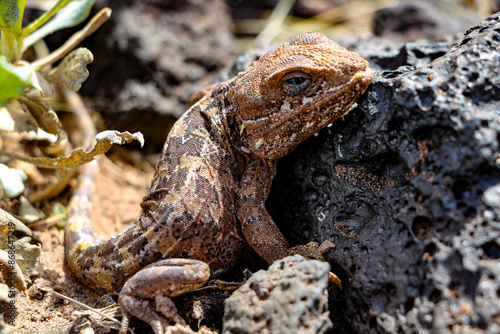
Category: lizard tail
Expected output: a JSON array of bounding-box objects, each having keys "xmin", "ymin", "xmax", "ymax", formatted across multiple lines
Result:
[
  {"xmin": 64, "ymin": 159, "xmax": 101, "ymax": 273},
  {"xmin": 64, "ymin": 159, "xmax": 143, "ymax": 293}
]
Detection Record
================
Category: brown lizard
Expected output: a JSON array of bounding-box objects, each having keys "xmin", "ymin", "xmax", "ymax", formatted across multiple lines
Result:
[{"xmin": 65, "ymin": 32, "xmax": 373, "ymax": 334}]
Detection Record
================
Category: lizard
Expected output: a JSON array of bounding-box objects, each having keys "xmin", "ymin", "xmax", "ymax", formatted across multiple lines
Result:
[{"xmin": 64, "ymin": 32, "xmax": 373, "ymax": 334}]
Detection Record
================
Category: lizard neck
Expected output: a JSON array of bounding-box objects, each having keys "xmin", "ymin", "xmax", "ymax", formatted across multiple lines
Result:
[{"xmin": 199, "ymin": 81, "xmax": 254, "ymax": 163}]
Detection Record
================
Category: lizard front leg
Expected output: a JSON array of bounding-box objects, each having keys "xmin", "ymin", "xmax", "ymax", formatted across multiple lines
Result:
[
  {"xmin": 236, "ymin": 159, "xmax": 324, "ymax": 264},
  {"xmin": 118, "ymin": 259, "xmax": 210, "ymax": 334}
]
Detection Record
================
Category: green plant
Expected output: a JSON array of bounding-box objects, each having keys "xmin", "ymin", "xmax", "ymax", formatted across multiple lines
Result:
[
  {"xmin": 0, "ymin": 1, "xmax": 143, "ymax": 202},
  {"xmin": 0, "ymin": 0, "xmax": 102, "ymax": 104}
]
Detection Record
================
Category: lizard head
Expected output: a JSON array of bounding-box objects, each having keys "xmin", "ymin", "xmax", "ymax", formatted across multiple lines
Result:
[{"xmin": 229, "ymin": 32, "xmax": 373, "ymax": 160}]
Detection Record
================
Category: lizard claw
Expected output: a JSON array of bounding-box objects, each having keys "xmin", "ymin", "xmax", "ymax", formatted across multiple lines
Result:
[
  {"xmin": 329, "ymin": 271, "xmax": 343, "ymax": 290},
  {"xmin": 286, "ymin": 242, "xmax": 343, "ymax": 289}
]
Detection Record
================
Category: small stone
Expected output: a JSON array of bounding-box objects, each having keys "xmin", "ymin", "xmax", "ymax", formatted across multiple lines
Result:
[{"xmin": 223, "ymin": 255, "xmax": 332, "ymax": 334}]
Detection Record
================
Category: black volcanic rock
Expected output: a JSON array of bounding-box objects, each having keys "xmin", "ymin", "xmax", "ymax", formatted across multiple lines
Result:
[{"xmin": 267, "ymin": 12, "xmax": 500, "ymax": 334}]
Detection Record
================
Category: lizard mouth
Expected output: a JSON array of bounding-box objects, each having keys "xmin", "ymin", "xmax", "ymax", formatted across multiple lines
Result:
[{"xmin": 312, "ymin": 66, "xmax": 373, "ymax": 114}]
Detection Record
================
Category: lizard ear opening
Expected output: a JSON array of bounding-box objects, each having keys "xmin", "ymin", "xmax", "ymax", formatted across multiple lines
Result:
[
  {"xmin": 281, "ymin": 71, "xmax": 312, "ymax": 96},
  {"xmin": 225, "ymin": 88, "xmax": 234, "ymax": 104}
]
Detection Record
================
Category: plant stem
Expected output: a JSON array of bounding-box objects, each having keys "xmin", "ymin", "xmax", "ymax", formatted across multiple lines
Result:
[
  {"xmin": 13, "ymin": 0, "xmax": 26, "ymax": 35},
  {"xmin": 0, "ymin": 27, "xmax": 17, "ymax": 60}
]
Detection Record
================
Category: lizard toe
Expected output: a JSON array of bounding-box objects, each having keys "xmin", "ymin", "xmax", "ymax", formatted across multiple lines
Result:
[{"xmin": 119, "ymin": 293, "xmax": 169, "ymax": 334}]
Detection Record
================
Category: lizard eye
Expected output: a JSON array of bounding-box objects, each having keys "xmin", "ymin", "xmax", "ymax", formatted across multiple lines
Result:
[
  {"xmin": 281, "ymin": 71, "xmax": 312, "ymax": 96},
  {"xmin": 286, "ymin": 77, "xmax": 306, "ymax": 85}
]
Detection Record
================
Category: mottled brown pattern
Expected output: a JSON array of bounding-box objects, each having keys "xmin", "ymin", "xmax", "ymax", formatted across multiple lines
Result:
[{"xmin": 64, "ymin": 32, "xmax": 373, "ymax": 334}]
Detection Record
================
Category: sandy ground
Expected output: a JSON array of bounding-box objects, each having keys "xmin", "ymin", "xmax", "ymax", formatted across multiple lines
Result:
[{"xmin": 5, "ymin": 155, "xmax": 154, "ymax": 333}]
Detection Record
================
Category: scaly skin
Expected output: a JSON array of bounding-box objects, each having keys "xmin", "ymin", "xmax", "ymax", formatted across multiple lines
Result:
[{"xmin": 65, "ymin": 32, "xmax": 373, "ymax": 334}]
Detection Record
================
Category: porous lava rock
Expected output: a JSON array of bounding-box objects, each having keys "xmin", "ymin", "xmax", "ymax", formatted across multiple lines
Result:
[
  {"xmin": 267, "ymin": 12, "xmax": 500, "ymax": 334},
  {"xmin": 223, "ymin": 255, "xmax": 332, "ymax": 334}
]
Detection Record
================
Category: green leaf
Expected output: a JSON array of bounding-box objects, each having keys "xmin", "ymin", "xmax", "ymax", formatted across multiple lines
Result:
[
  {"xmin": 52, "ymin": 202, "xmax": 67, "ymax": 229},
  {"xmin": 0, "ymin": 56, "xmax": 32, "ymax": 106},
  {"xmin": 24, "ymin": 0, "xmax": 97, "ymax": 48},
  {"xmin": 21, "ymin": 0, "xmax": 72, "ymax": 38},
  {"xmin": 0, "ymin": 0, "xmax": 19, "ymax": 27}
]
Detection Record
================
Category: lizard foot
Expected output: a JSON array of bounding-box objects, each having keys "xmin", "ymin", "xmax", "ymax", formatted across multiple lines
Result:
[
  {"xmin": 156, "ymin": 292, "xmax": 186, "ymax": 325},
  {"xmin": 117, "ymin": 258, "xmax": 210, "ymax": 334},
  {"xmin": 286, "ymin": 241, "xmax": 325, "ymax": 261},
  {"xmin": 286, "ymin": 242, "xmax": 343, "ymax": 289},
  {"xmin": 119, "ymin": 294, "xmax": 170, "ymax": 334}
]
